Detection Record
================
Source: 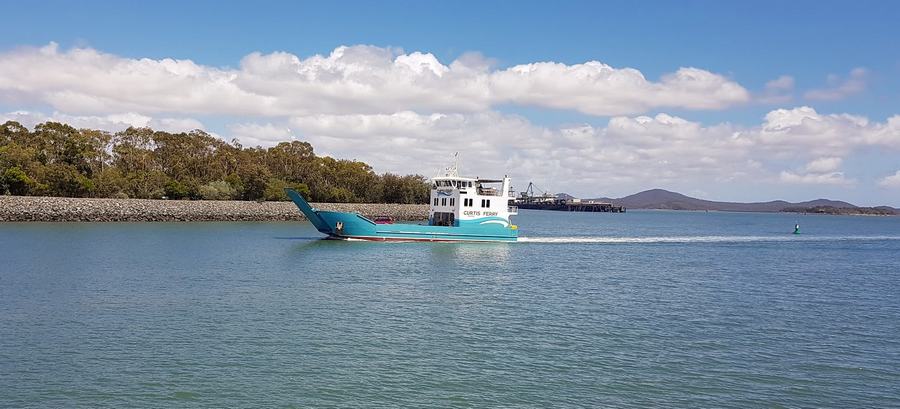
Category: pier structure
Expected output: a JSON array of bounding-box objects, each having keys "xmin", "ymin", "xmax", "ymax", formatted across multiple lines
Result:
[
  {"xmin": 516, "ymin": 200, "xmax": 626, "ymax": 213},
  {"xmin": 514, "ymin": 182, "xmax": 626, "ymax": 213}
]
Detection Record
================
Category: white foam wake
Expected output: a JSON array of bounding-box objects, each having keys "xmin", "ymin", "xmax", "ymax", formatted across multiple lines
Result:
[{"xmin": 517, "ymin": 235, "xmax": 900, "ymax": 244}]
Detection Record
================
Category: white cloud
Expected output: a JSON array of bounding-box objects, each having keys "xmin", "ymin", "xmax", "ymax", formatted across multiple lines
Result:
[
  {"xmin": 779, "ymin": 157, "xmax": 853, "ymax": 186},
  {"xmin": 490, "ymin": 63, "xmax": 750, "ymax": 115},
  {"xmin": 0, "ymin": 43, "xmax": 750, "ymax": 117},
  {"xmin": 228, "ymin": 122, "xmax": 294, "ymax": 146},
  {"xmin": 1, "ymin": 43, "xmax": 898, "ymax": 201},
  {"xmin": 148, "ymin": 117, "xmax": 205, "ymax": 133},
  {"xmin": 280, "ymin": 107, "xmax": 898, "ymax": 194},
  {"xmin": 804, "ymin": 67, "xmax": 868, "ymax": 101},
  {"xmin": 0, "ymin": 43, "xmax": 265, "ymax": 116},
  {"xmin": 1, "ymin": 110, "xmax": 203, "ymax": 133},
  {"xmin": 878, "ymin": 171, "xmax": 900, "ymax": 188},
  {"xmin": 758, "ymin": 75, "xmax": 794, "ymax": 104},
  {"xmin": 805, "ymin": 157, "xmax": 842, "ymax": 173},
  {"xmin": 288, "ymin": 111, "xmax": 548, "ymax": 175},
  {"xmin": 779, "ymin": 171, "xmax": 853, "ymax": 185},
  {"xmin": 754, "ymin": 106, "xmax": 900, "ymax": 157}
]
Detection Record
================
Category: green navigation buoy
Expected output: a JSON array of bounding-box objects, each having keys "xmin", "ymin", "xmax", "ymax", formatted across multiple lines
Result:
[{"xmin": 793, "ymin": 223, "xmax": 800, "ymax": 234}]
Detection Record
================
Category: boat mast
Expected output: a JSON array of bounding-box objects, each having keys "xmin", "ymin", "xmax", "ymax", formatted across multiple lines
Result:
[{"xmin": 437, "ymin": 152, "xmax": 460, "ymax": 178}]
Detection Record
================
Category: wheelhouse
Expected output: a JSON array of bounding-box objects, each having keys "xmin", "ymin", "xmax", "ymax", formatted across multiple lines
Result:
[{"xmin": 429, "ymin": 175, "xmax": 517, "ymax": 227}]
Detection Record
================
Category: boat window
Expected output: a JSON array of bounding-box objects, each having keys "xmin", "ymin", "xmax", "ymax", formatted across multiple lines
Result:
[
  {"xmin": 486, "ymin": 200, "xmax": 491, "ymax": 208},
  {"xmin": 450, "ymin": 198, "xmax": 455, "ymax": 206},
  {"xmin": 442, "ymin": 198, "xmax": 447, "ymax": 206},
  {"xmin": 432, "ymin": 211, "xmax": 455, "ymax": 227},
  {"xmin": 433, "ymin": 198, "xmax": 438, "ymax": 206}
]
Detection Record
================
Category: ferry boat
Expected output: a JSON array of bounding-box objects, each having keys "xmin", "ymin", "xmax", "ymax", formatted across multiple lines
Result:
[{"xmin": 285, "ymin": 170, "xmax": 519, "ymax": 242}]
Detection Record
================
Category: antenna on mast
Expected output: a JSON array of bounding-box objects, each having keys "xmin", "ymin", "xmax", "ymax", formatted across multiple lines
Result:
[
  {"xmin": 432, "ymin": 152, "xmax": 461, "ymax": 178},
  {"xmin": 443, "ymin": 152, "xmax": 459, "ymax": 177}
]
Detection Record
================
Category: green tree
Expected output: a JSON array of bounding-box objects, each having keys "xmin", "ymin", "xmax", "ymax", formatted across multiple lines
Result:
[
  {"xmin": 0, "ymin": 121, "xmax": 431, "ymax": 204},
  {"xmin": 92, "ymin": 168, "xmax": 129, "ymax": 198},
  {"xmin": 44, "ymin": 164, "xmax": 93, "ymax": 197},
  {"xmin": 1, "ymin": 121, "xmax": 30, "ymax": 147},
  {"xmin": 2, "ymin": 166, "xmax": 33, "ymax": 195},
  {"xmin": 239, "ymin": 161, "xmax": 270, "ymax": 201}
]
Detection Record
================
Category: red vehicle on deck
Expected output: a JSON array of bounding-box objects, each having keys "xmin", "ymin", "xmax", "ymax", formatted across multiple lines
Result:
[{"xmin": 373, "ymin": 216, "xmax": 394, "ymax": 224}]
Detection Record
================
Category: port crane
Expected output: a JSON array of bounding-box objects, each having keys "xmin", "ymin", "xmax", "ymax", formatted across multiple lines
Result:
[{"xmin": 519, "ymin": 182, "xmax": 555, "ymax": 202}]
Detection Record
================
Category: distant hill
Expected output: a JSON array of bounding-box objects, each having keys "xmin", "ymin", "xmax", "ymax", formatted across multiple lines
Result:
[{"xmin": 584, "ymin": 189, "xmax": 895, "ymax": 214}]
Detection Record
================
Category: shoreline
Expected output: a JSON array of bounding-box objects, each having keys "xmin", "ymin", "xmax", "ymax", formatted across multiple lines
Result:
[
  {"xmin": 3, "ymin": 196, "xmax": 892, "ymax": 222},
  {"xmin": 629, "ymin": 208, "xmax": 897, "ymax": 216},
  {"xmin": 0, "ymin": 195, "xmax": 429, "ymax": 222}
]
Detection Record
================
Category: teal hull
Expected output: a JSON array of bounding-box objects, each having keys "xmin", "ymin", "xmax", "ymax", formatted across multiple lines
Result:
[{"xmin": 286, "ymin": 189, "xmax": 518, "ymax": 242}]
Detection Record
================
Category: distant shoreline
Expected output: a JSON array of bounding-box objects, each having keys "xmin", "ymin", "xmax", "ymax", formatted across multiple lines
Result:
[
  {"xmin": 2, "ymin": 195, "xmax": 894, "ymax": 222},
  {"xmin": 632, "ymin": 208, "xmax": 896, "ymax": 216},
  {"xmin": 0, "ymin": 195, "xmax": 429, "ymax": 222},
  {"xmin": 587, "ymin": 188, "xmax": 897, "ymax": 215}
]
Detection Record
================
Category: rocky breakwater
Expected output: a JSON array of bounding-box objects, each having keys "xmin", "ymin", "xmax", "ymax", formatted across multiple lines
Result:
[{"xmin": 0, "ymin": 196, "xmax": 429, "ymax": 222}]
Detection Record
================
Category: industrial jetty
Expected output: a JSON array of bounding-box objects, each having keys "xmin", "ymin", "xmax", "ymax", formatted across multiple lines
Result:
[{"xmin": 515, "ymin": 183, "xmax": 626, "ymax": 213}]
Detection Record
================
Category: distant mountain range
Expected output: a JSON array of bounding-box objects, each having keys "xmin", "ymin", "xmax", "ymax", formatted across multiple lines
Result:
[{"xmin": 575, "ymin": 189, "xmax": 897, "ymax": 214}]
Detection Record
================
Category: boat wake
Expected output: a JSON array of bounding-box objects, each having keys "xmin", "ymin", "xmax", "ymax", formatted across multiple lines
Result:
[{"xmin": 517, "ymin": 235, "xmax": 900, "ymax": 244}]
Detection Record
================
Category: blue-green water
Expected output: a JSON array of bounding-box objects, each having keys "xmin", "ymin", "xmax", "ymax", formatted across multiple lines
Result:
[{"xmin": 2, "ymin": 210, "xmax": 899, "ymax": 407}]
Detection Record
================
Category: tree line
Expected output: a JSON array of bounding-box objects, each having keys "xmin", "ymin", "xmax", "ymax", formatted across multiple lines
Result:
[{"xmin": 0, "ymin": 121, "xmax": 430, "ymax": 203}]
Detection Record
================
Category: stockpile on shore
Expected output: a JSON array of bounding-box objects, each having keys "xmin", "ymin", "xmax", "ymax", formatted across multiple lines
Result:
[{"xmin": 0, "ymin": 196, "xmax": 429, "ymax": 222}]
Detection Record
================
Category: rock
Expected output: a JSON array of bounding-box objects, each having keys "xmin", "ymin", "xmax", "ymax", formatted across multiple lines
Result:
[{"xmin": 0, "ymin": 196, "xmax": 429, "ymax": 222}]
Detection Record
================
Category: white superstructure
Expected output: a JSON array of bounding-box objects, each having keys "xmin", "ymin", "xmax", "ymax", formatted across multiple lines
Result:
[{"xmin": 428, "ymin": 175, "xmax": 518, "ymax": 227}]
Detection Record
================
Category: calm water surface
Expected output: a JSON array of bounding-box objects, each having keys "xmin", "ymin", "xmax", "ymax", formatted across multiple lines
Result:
[{"xmin": 2, "ymin": 210, "xmax": 899, "ymax": 407}]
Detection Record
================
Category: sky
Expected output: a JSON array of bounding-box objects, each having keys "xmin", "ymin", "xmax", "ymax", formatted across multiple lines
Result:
[{"xmin": 1, "ymin": 0, "xmax": 899, "ymax": 205}]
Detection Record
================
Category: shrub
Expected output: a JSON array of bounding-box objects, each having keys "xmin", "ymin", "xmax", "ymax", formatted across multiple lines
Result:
[
  {"xmin": 164, "ymin": 180, "xmax": 189, "ymax": 199},
  {"xmin": 264, "ymin": 178, "xmax": 310, "ymax": 201},
  {"xmin": 198, "ymin": 180, "xmax": 237, "ymax": 200},
  {"xmin": 2, "ymin": 166, "xmax": 33, "ymax": 195},
  {"xmin": 324, "ymin": 186, "xmax": 354, "ymax": 203}
]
